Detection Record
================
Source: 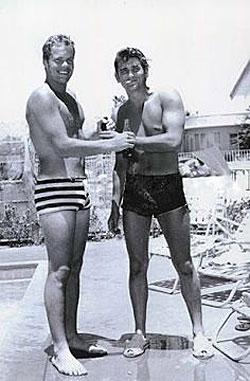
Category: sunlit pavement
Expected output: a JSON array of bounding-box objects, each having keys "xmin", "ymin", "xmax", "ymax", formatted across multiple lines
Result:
[{"xmin": 1, "ymin": 237, "xmax": 250, "ymax": 380}]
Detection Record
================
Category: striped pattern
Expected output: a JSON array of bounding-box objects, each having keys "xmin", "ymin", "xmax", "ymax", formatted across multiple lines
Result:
[{"xmin": 34, "ymin": 178, "xmax": 91, "ymax": 216}]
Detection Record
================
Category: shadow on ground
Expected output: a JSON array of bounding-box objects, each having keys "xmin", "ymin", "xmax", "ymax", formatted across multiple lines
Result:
[{"xmin": 45, "ymin": 332, "xmax": 192, "ymax": 359}]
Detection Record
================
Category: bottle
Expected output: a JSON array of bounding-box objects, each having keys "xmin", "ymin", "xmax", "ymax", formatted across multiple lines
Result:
[{"xmin": 123, "ymin": 119, "xmax": 133, "ymax": 159}]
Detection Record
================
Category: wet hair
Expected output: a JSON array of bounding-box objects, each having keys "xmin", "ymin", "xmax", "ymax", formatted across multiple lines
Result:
[
  {"xmin": 42, "ymin": 34, "xmax": 75, "ymax": 61},
  {"xmin": 114, "ymin": 47, "xmax": 149, "ymax": 76}
]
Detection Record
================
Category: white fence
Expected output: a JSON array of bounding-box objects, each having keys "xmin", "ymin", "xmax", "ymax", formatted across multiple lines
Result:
[{"xmin": 179, "ymin": 149, "xmax": 250, "ymax": 163}]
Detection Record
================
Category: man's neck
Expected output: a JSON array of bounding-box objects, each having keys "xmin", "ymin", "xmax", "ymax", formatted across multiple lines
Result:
[
  {"xmin": 45, "ymin": 78, "xmax": 67, "ymax": 94},
  {"xmin": 128, "ymin": 88, "xmax": 149, "ymax": 108}
]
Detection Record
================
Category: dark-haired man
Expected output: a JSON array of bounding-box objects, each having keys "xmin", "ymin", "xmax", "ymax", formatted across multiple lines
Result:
[
  {"xmin": 108, "ymin": 47, "xmax": 214, "ymax": 360},
  {"xmin": 26, "ymin": 35, "xmax": 135, "ymax": 376}
]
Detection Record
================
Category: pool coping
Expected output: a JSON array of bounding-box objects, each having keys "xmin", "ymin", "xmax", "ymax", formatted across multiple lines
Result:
[{"xmin": 0, "ymin": 260, "xmax": 50, "ymax": 381}]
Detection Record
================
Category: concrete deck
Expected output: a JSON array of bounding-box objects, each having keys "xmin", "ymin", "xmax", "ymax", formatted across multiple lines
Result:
[{"xmin": 1, "ymin": 237, "xmax": 250, "ymax": 380}]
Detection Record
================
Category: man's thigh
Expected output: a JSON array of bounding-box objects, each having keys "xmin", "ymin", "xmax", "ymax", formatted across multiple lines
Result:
[
  {"xmin": 123, "ymin": 210, "xmax": 152, "ymax": 260},
  {"xmin": 72, "ymin": 208, "xmax": 90, "ymax": 262},
  {"xmin": 157, "ymin": 205, "xmax": 191, "ymax": 261},
  {"xmin": 39, "ymin": 210, "xmax": 76, "ymax": 270}
]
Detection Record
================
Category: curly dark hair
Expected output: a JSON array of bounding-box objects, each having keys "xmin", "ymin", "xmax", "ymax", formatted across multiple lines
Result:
[
  {"xmin": 42, "ymin": 34, "xmax": 75, "ymax": 61},
  {"xmin": 114, "ymin": 47, "xmax": 149, "ymax": 76}
]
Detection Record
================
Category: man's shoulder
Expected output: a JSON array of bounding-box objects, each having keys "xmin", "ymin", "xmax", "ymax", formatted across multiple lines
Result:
[
  {"xmin": 149, "ymin": 88, "xmax": 183, "ymax": 111},
  {"xmin": 27, "ymin": 84, "xmax": 52, "ymax": 103},
  {"xmin": 118, "ymin": 99, "xmax": 130, "ymax": 113},
  {"xmin": 153, "ymin": 87, "xmax": 181, "ymax": 103},
  {"xmin": 67, "ymin": 87, "xmax": 77, "ymax": 99},
  {"xmin": 26, "ymin": 84, "xmax": 55, "ymax": 111}
]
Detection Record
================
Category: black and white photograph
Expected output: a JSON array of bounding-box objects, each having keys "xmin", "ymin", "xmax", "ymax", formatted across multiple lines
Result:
[{"xmin": 0, "ymin": 0, "xmax": 250, "ymax": 380}]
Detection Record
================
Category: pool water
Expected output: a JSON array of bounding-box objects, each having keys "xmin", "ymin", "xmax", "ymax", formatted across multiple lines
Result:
[{"xmin": 0, "ymin": 263, "xmax": 37, "ymax": 342}]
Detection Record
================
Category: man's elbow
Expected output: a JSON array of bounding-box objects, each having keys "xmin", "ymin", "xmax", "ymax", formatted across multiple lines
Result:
[
  {"xmin": 53, "ymin": 139, "xmax": 72, "ymax": 158},
  {"xmin": 165, "ymin": 136, "xmax": 182, "ymax": 149},
  {"xmin": 172, "ymin": 139, "xmax": 182, "ymax": 149},
  {"xmin": 55, "ymin": 146, "xmax": 69, "ymax": 158}
]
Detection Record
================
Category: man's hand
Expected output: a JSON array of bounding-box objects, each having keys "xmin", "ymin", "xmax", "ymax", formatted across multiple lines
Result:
[
  {"xmin": 108, "ymin": 201, "xmax": 121, "ymax": 234},
  {"xmin": 82, "ymin": 117, "xmax": 116, "ymax": 140},
  {"xmin": 97, "ymin": 117, "xmax": 116, "ymax": 132},
  {"xmin": 100, "ymin": 131, "xmax": 135, "ymax": 152},
  {"xmin": 99, "ymin": 130, "xmax": 119, "ymax": 139}
]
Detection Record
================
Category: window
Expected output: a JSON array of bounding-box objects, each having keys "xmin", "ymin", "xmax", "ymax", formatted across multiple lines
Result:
[
  {"xmin": 184, "ymin": 134, "xmax": 190, "ymax": 151},
  {"xmin": 214, "ymin": 132, "xmax": 221, "ymax": 147},
  {"xmin": 229, "ymin": 133, "xmax": 239, "ymax": 149},
  {"xmin": 194, "ymin": 134, "xmax": 200, "ymax": 150},
  {"xmin": 200, "ymin": 133, "xmax": 206, "ymax": 149}
]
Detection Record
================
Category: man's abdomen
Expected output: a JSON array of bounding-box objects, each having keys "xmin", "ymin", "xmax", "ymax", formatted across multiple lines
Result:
[
  {"xmin": 64, "ymin": 158, "xmax": 85, "ymax": 178},
  {"xmin": 37, "ymin": 157, "xmax": 85, "ymax": 179},
  {"xmin": 128, "ymin": 151, "xmax": 179, "ymax": 176}
]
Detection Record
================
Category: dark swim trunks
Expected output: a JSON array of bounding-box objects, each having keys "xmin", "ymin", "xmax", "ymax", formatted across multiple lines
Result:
[{"xmin": 122, "ymin": 173, "xmax": 187, "ymax": 217}]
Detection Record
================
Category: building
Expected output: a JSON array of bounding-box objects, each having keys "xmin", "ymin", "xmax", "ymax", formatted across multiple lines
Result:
[
  {"xmin": 182, "ymin": 112, "xmax": 250, "ymax": 153},
  {"xmin": 182, "ymin": 57, "xmax": 250, "ymax": 156},
  {"xmin": 230, "ymin": 59, "xmax": 250, "ymax": 99}
]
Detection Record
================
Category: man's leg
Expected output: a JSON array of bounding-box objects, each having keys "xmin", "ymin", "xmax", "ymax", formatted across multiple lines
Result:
[
  {"xmin": 123, "ymin": 210, "xmax": 151, "ymax": 357},
  {"xmin": 157, "ymin": 205, "xmax": 214, "ymax": 359},
  {"xmin": 40, "ymin": 210, "xmax": 87, "ymax": 376},
  {"xmin": 65, "ymin": 209, "xmax": 89, "ymax": 341},
  {"xmin": 65, "ymin": 208, "xmax": 107, "ymax": 355}
]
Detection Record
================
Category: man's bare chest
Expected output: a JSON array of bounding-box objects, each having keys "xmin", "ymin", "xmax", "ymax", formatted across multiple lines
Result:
[
  {"xmin": 58, "ymin": 98, "xmax": 82, "ymax": 138},
  {"xmin": 127, "ymin": 98, "xmax": 163, "ymax": 136}
]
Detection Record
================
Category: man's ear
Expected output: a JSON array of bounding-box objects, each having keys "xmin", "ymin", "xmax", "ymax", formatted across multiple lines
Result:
[
  {"xmin": 115, "ymin": 72, "xmax": 120, "ymax": 83},
  {"xmin": 43, "ymin": 59, "xmax": 48, "ymax": 71}
]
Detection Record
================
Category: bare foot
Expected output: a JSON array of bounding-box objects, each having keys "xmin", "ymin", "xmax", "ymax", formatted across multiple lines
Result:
[
  {"xmin": 123, "ymin": 331, "xmax": 149, "ymax": 358},
  {"xmin": 193, "ymin": 332, "xmax": 214, "ymax": 360},
  {"xmin": 69, "ymin": 336, "xmax": 107, "ymax": 357},
  {"xmin": 50, "ymin": 348, "xmax": 88, "ymax": 376}
]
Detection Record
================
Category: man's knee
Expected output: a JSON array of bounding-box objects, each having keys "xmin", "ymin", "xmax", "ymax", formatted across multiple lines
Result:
[
  {"xmin": 175, "ymin": 259, "xmax": 194, "ymax": 277},
  {"xmin": 130, "ymin": 258, "xmax": 148, "ymax": 277},
  {"xmin": 51, "ymin": 265, "xmax": 71, "ymax": 287},
  {"xmin": 71, "ymin": 256, "xmax": 83, "ymax": 274}
]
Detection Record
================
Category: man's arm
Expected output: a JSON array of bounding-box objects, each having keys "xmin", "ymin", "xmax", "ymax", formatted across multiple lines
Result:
[
  {"xmin": 112, "ymin": 153, "xmax": 127, "ymax": 206},
  {"xmin": 108, "ymin": 152, "xmax": 128, "ymax": 233},
  {"xmin": 135, "ymin": 89, "xmax": 185, "ymax": 152},
  {"xmin": 27, "ymin": 90, "xmax": 134, "ymax": 157},
  {"xmin": 107, "ymin": 105, "xmax": 128, "ymax": 232}
]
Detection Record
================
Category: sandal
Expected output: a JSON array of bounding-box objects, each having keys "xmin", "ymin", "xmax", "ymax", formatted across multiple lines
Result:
[
  {"xmin": 193, "ymin": 334, "xmax": 214, "ymax": 360},
  {"xmin": 69, "ymin": 343, "xmax": 107, "ymax": 358},
  {"xmin": 123, "ymin": 333, "xmax": 149, "ymax": 358}
]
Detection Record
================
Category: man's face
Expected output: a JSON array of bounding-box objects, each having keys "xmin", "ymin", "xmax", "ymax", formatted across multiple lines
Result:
[
  {"xmin": 115, "ymin": 57, "xmax": 147, "ymax": 93},
  {"xmin": 44, "ymin": 42, "xmax": 74, "ymax": 85}
]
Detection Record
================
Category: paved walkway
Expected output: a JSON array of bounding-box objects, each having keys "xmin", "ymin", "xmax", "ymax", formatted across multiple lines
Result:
[{"xmin": 1, "ymin": 236, "xmax": 250, "ymax": 380}]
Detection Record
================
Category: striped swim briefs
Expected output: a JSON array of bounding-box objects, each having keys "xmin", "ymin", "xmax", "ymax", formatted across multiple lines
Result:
[{"xmin": 34, "ymin": 177, "xmax": 91, "ymax": 216}]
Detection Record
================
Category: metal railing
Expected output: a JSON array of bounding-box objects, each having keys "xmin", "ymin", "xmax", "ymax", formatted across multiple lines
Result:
[
  {"xmin": 222, "ymin": 149, "xmax": 250, "ymax": 162},
  {"xmin": 179, "ymin": 149, "xmax": 250, "ymax": 163}
]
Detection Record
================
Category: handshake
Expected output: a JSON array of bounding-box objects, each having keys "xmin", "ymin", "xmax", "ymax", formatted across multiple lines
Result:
[{"xmin": 97, "ymin": 117, "xmax": 136, "ymax": 153}]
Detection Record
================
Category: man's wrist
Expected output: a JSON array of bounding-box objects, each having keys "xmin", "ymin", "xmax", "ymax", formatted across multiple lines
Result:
[
  {"xmin": 135, "ymin": 136, "xmax": 145, "ymax": 149},
  {"xmin": 111, "ymin": 199, "xmax": 120, "ymax": 211}
]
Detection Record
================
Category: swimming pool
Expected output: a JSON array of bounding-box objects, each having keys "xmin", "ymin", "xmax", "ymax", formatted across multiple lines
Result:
[{"xmin": 0, "ymin": 262, "xmax": 37, "ymax": 342}]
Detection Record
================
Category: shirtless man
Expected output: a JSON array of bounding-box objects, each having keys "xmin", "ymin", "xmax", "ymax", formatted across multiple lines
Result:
[
  {"xmin": 108, "ymin": 47, "xmax": 214, "ymax": 360},
  {"xmin": 26, "ymin": 35, "xmax": 135, "ymax": 376}
]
